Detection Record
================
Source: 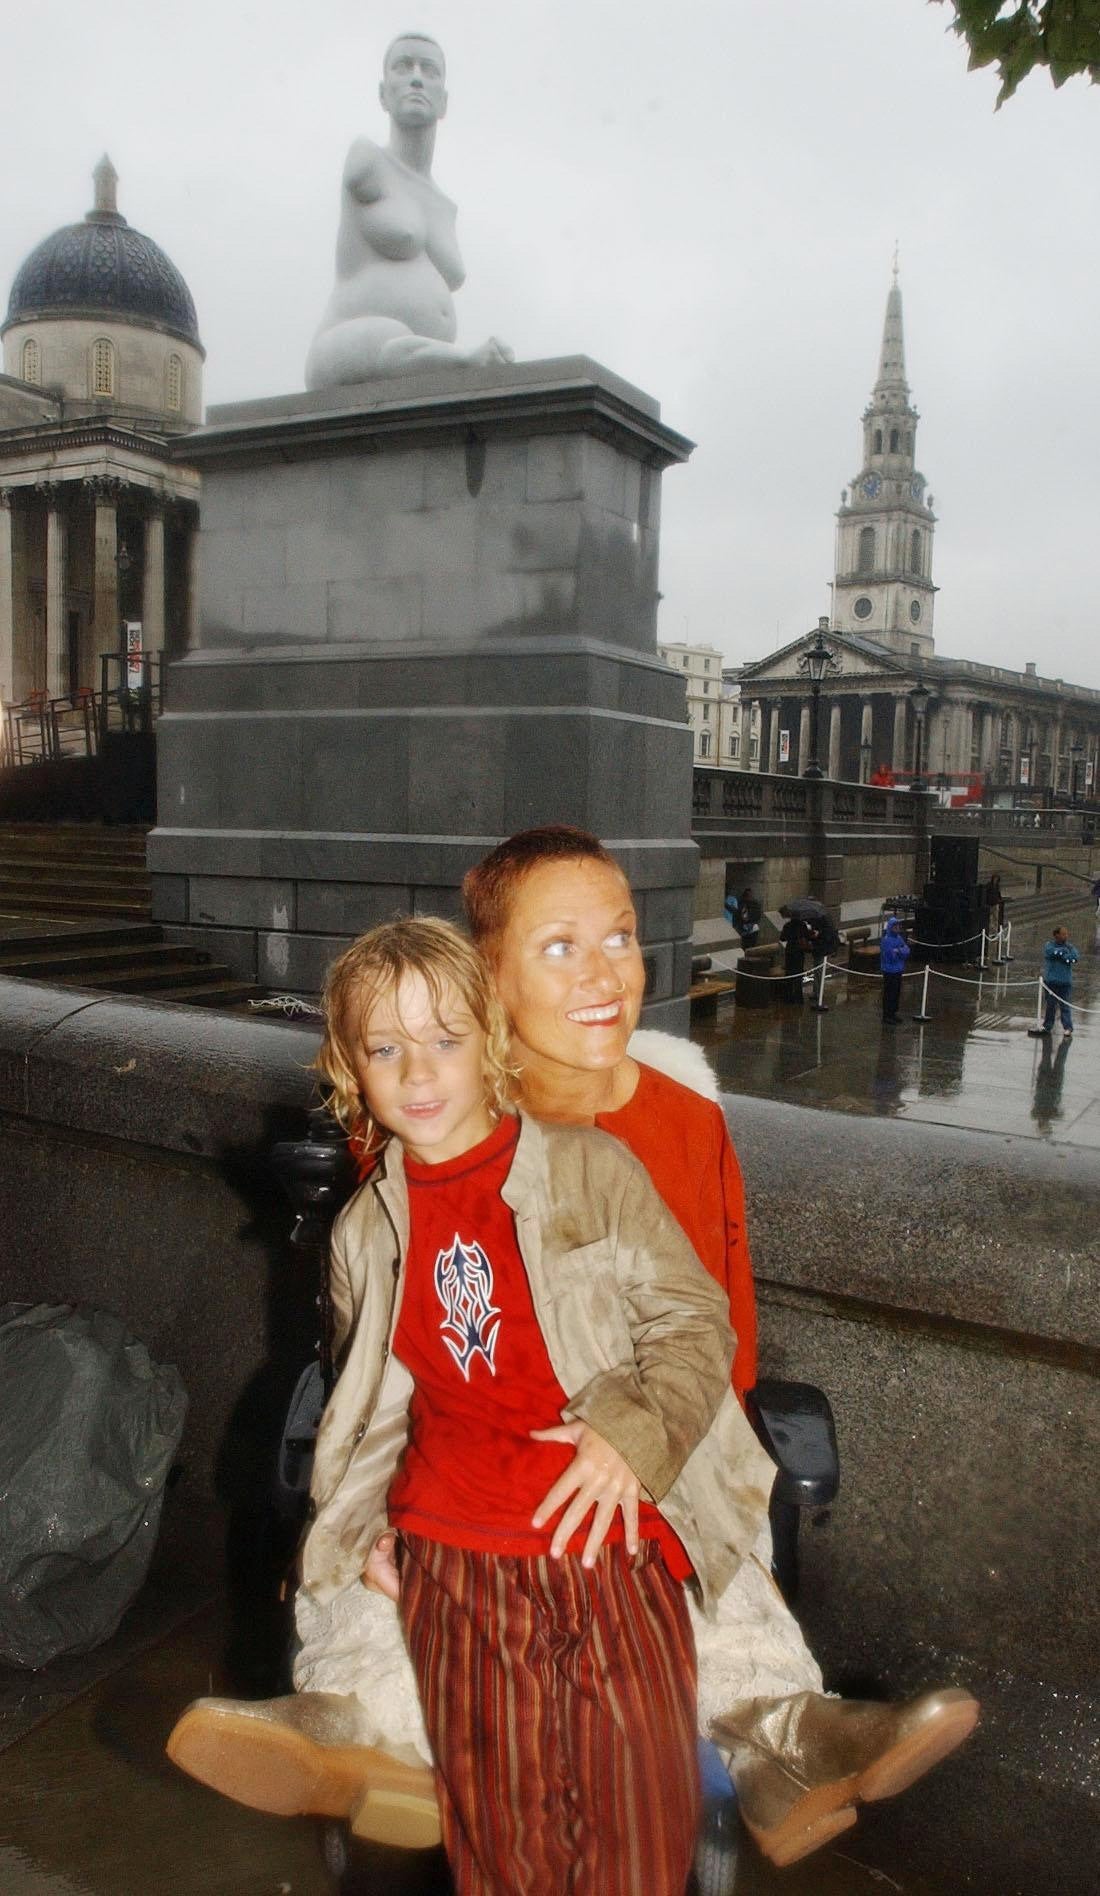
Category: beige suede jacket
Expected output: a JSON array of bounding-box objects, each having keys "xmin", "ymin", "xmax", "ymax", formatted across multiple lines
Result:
[{"xmin": 300, "ymin": 1110, "xmax": 776, "ymax": 1613}]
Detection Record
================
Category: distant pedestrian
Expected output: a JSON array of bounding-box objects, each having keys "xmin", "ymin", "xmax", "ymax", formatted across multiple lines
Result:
[
  {"xmin": 1030, "ymin": 926, "xmax": 1079, "ymax": 1039},
  {"xmin": 986, "ymin": 875, "xmax": 1005, "ymax": 932},
  {"xmin": 723, "ymin": 888, "xmax": 740, "ymax": 930},
  {"xmin": 779, "ymin": 915, "xmax": 810, "ymax": 1003},
  {"xmin": 879, "ymin": 917, "xmax": 910, "ymax": 1025},
  {"xmin": 1091, "ymin": 876, "xmax": 1100, "ymax": 917},
  {"xmin": 737, "ymin": 887, "xmax": 762, "ymax": 949}
]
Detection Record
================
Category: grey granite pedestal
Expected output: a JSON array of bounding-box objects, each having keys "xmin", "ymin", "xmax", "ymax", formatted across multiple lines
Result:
[{"xmin": 152, "ymin": 358, "xmax": 696, "ymax": 1022}]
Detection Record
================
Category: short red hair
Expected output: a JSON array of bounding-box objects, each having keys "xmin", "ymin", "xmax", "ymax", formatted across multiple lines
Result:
[{"xmin": 463, "ymin": 826, "xmax": 623, "ymax": 960}]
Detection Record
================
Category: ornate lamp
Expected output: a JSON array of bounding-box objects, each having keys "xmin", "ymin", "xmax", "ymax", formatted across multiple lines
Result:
[
  {"xmin": 909, "ymin": 679, "xmax": 930, "ymax": 795},
  {"xmin": 798, "ymin": 618, "xmax": 840, "ymax": 781}
]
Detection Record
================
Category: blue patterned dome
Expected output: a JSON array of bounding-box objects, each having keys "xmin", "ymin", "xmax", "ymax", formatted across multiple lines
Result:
[{"xmin": 4, "ymin": 158, "xmax": 201, "ymax": 350}]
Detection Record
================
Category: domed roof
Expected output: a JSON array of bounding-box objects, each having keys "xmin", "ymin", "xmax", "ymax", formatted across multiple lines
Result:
[{"xmin": 4, "ymin": 157, "xmax": 201, "ymax": 350}]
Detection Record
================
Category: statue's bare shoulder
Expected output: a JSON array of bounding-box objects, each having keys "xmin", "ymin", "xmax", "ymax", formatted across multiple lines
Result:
[{"xmin": 343, "ymin": 138, "xmax": 387, "ymax": 204}]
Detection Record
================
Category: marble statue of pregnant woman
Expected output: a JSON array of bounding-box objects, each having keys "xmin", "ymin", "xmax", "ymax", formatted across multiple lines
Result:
[{"xmin": 305, "ymin": 33, "xmax": 513, "ymax": 387}]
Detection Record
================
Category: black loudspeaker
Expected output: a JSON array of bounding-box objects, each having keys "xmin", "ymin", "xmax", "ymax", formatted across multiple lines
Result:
[{"xmin": 930, "ymin": 836, "xmax": 980, "ymax": 889}]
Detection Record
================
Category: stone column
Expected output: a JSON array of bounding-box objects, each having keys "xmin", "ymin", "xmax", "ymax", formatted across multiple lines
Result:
[
  {"xmin": 45, "ymin": 491, "xmax": 67, "ymax": 699},
  {"xmin": 892, "ymin": 695, "xmax": 908, "ymax": 773},
  {"xmin": 980, "ymin": 709, "xmax": 996, "ymax": 775},
  {"xmin": 185, "ymin": 515, "xmax": 201, "ymax": 653},
  {"xmin": 0, "ymin": 491, "xmax": 13, "ymax": 705},
  {"xmin": 767, "ymin": 702, "xmax": 780, "ymax": 773},
  {"xmin": 88, "ymin": 477, "xmax": 121, "ymax": 685},
  {"xmin": 142, "ymin": 502, "xmax": 166, "ymax": 649},
  {"xmin": 860, "ymin": 700, "xmax": 873, "ymax": 780},
  {"xmin": 828, "ymin": 701, "xmax": 842, "ymax": 780},
  {"xmin": 797, "ymin": 703, "xmax": 811, "ymax": 773}
]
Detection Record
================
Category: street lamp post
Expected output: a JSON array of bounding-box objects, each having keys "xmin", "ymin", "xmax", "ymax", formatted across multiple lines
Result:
[
  {"xmin": 799, "ymin": 618, "xmax": 838, "ymax": 781},
  {"xmin": 909, "ymin": 679, "xmax": 930, "ymax": 795}
]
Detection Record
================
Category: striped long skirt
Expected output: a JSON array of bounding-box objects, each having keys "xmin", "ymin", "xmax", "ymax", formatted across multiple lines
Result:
[{"xmin": 399, "ymin": 1533, "xmax": 698, "ymax": 1896}]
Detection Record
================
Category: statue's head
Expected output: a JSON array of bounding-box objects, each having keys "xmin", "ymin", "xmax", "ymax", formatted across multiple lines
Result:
[{"xmin": 380, "ymin": 33, "xmax": 447, "ymax": 127}]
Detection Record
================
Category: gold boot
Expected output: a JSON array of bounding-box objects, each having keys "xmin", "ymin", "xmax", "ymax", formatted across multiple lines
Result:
[
  {"xmin": 166, "ymin": 1692, "xmax": 442, "ymax": 1849},
  {"xmin": 710, "ymin": 1686, "xmax": 979, "ymax": 1869}
]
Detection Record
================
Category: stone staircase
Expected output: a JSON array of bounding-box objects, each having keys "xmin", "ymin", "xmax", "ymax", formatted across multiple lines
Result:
[{"xmin": 0, "ymin": 825, "xmax": 264, "ymax": 1009}]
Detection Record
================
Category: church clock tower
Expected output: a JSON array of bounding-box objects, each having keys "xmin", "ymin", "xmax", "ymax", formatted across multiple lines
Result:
[{"xmin": 833, "ymin": 263, "xmax": 936, "ymax": 658}]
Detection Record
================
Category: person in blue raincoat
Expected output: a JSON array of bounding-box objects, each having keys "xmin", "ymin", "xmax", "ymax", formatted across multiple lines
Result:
[{"xmin": 879, "ymin": 917, "xmax": 910, "ymax": 1025}]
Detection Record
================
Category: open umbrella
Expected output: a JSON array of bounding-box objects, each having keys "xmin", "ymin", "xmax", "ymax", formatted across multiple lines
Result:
[{"xmin": 779, "ymin": 897, "xmax": 830, "ymax": 923}]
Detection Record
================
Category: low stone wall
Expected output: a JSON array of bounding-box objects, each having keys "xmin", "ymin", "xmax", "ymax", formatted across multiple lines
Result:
[{"xmin": 0, "ymin": 982, "xmax": 1095, "ymax": 1713}]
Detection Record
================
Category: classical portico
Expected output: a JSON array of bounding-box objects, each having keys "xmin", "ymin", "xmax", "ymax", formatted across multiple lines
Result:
[{"xmin": 0, "ymin": 159, "xmax": 203, "ymax": 709}]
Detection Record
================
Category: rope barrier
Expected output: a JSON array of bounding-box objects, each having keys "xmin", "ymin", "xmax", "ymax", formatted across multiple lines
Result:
[
  {"xmin": 908, "ymin": 927, "xmax": 985, "ymax": 949},
  {"xmin": 1040, "ymin": 978, "xmax": 1099, "ymax": 1015}
]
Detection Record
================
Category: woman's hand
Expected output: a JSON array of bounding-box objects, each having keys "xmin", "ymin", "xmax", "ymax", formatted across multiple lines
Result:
[
  {"xmin": 361, "ymin": 1530, "xmax": 400, "ymax": 1601},
  {"xmin": 530, "ymin": 1421, "xmax": 640, "ymax": 1567}
]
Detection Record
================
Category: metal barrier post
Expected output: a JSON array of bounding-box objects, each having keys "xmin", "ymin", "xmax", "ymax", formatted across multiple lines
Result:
[
  {"xmin": 991, "ymin": 924, "xmax": 1006, "ymax": 966},
  {"xmin": 1003, "ymin": 920, "xmax": 1013, "ymax": 962},
  {"xmin": 912, "ymin": 964, "xmax": 932, "ymax": 1023},
  {"xmin": 810, "ymin": 959, "xmax": 829, "ymax": 1014},
  {"xmin": 979, "ymin": 928, "xmax": 987, "ymax": 970}
]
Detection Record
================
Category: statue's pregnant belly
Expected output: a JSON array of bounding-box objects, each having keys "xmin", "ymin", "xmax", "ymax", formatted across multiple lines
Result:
[{"xmin": 326, "ymin": 254, "xmax": 457, "ymax": 341}]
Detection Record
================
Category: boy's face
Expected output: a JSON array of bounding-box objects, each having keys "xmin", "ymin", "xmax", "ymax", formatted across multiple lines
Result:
[
  {"xmin": 491, "ymin": 858, "xmax": 646, "ymax": 1080},
  {"xmin": 353, "ymin": 970, "xmax": 494, "ymax": 1164}
]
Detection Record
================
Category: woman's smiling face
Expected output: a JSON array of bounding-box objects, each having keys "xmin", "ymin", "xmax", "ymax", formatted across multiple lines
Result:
[{"xmin": 489, "ymin": 857, "xmax": 647, "ymax": 1079}]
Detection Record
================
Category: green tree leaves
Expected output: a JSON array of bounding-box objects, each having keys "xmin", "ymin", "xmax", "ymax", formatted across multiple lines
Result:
[{"xmin": 932, "ymin": 0, "xmax": 1100, "ymax": 104}]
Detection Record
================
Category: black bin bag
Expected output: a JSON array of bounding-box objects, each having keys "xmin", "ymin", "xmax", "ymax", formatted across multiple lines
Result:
[{"xmin": 0, "ymin": 1302, "xmax": 187, "ymax": 1668}]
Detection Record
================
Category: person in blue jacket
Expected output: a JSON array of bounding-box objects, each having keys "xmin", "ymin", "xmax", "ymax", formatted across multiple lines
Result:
[
  {"xmin": 879, "ymin": 916, "xmax": 910, "ymax": 1025},
  {"xmin": 1034, "ymin": 926, "xmax": 1079, "ymax": 1038}
]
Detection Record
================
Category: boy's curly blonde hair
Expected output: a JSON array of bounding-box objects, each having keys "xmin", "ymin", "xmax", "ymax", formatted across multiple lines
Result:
[{"xmin": 316, "ymin": 916, "xmax": 515, "ymax": 1152}]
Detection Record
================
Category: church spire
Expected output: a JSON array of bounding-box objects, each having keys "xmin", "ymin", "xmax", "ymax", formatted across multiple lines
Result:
[
  {"xmin": 831, "ymin": 263, "xmax": 937, "ymax": 659},
  {"xmin": 874, "ymin": 260, "xmax": 908, "ymax": 395}
]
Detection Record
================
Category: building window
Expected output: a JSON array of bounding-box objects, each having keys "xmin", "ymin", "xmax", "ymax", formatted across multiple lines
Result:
[
  {"xmin": 729, "ymin": 733, "xmax": 740, "ymax": 758},
  {"xmin": 704, "ymin": 658, "xmax": 711, "ymax": 672},
  {"xmin": 749, "ymin": 735, "xmax": 759, "ymax": 760},
  {"xmin": 910, "ymin": 642, "xmax": 921, "ymax": 656},
  {"xmin": 91, "ymin": 337, "xmax": 115, "ymax": 397},
  {"xmin": 702, "ymin": 701, "xmax": 711, "ymax": 720},
  {"xmin": 858, "ymin": 526, "xmax": 875, "ymax": 573},
  {"xmin": 910, "ymin": 530, "xmax": 922, "ymax": 575},
  {"xmin": 703, "ymin": 680, "xmax": 710, "ymax": 694},
  {"xmin": 854, "ymin": 595, "xmax": 874, "ymax": 619},
  {"xmin": 873, "ymin": 428, "xmax": 882, "ymax": 453},
  {"xmin": 889, "ymin": 427, "xmax": 899, "ymax": 452},
  {"xmin": 166, "ymin": 353, "xmax": 183, "ymax": 413},
  {"xmin": 699, "ymin": 730, "xmax": 711, "ymax": 758},
  {"xmin": 21, "ymin": 338, "xmax": 41, "ymax": 385}
]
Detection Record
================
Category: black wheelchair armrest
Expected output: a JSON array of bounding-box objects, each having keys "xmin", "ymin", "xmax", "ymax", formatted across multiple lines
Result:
[{"xmin": 746, "ymin": 1378, "xmax": 840, "ymax": 1510}]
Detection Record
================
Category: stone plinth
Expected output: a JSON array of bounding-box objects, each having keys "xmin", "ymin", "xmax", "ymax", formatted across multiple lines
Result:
[{"xmin": 152, "ymin": 358, "xmax": 697, "ymax": 1014}]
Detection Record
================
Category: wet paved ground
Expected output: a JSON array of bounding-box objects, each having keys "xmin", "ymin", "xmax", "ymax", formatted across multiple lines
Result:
[{"xmin": 696, "ymin": 899, "xmax": 1099, "ymax": 1147}]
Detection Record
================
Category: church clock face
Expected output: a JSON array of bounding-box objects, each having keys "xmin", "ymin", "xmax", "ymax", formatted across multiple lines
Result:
[
  {"xmin": 854, "ymin": 596, "xmax": 874, "ymax": 620},
  {"xmin": 861, "ymin": 474, "xmax": 882, "ymax": 500},
  {"xmin": 910, "ymin": 600, "xmax": 922, "ymax": 623}
]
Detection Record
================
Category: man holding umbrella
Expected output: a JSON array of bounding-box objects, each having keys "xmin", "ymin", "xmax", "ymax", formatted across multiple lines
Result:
[{"xmin": 778, "ymin": 899, "xmax": 837, "ymax": 1004}]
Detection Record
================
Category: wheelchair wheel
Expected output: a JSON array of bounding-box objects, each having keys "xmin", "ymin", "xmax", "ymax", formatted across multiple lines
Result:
[{"xmin": 693, "ymin": 1795, "xmax": 742, "ymax": 1896}]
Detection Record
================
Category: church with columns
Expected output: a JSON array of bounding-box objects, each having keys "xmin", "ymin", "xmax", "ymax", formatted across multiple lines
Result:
[
  {"xmin": 0, "ymin": 158, "xmax": 202, "ymax": 710},
  {"xmin": 734, "ymin": 269, "xmax": 1100, "ymax": 801}
]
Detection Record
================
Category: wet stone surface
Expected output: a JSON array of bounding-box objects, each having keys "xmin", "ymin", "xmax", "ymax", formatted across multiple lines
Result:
[{"xmin": 696, "ymin": 900, "xmax": 1100, "ymax": 1148}]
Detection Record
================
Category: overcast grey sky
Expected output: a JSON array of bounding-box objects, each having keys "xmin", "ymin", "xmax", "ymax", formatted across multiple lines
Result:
[{"xmin": 4, "ymin": 1, "xmax": 1097, "ymax": 683}]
